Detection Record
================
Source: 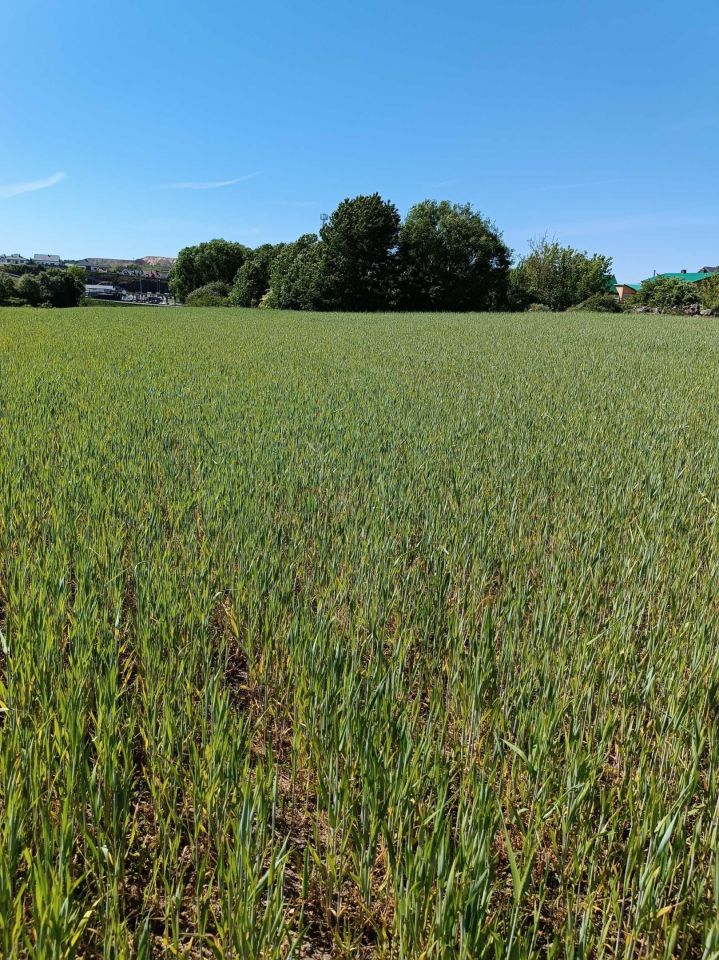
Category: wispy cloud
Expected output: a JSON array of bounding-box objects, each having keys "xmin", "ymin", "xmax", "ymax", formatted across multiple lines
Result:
[
  {"xmin": 0, "ymin": 171, "xmax": 67, "ymax": 200},
  {"xmin": 162, "ymin": 172, "xmax": 261, "ymax": 190}
]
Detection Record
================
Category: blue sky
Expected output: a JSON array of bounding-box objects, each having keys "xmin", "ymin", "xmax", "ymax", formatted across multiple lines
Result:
[{"xmin": 1, "ymin": 0, "xmax": 717, "ymax": 281}]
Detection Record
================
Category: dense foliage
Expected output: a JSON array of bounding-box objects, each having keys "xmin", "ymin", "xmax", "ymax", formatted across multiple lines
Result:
[
  {"xmin": 40, "ymin": 267, "xmax": 87, "ymax": 308},
  {"xmin": 2, "ymin": 305, "xmax": 719, "ymax": 956},
  {"xmin": 184, "ymin": 281, "xmax": 231, "ymax": 307},
  {"xmin": 396, "ymin": 200, "xmax": 510, "ymax": 310},
  {"xmin": 319, "ymin": 193, "xmax": 400, "ymax": 311},
  {"xmin": 0, "ymin": 268, "xmax": 85, "ymax": 307},
  {"xmin": 181, "ymin": 194, "xmax": 517, "ymax": 311},
  {"xmin": 510, "ymin": 237, "xmax": 614, "ymax": 311},
  {"xmin": 263, "ymin": 234, "xmax": 325, "ymax": 310},
  {"xmin": 168, "ymin": 239, "xmax": 250, "ymax": 301},
  {"xmin": 635, "ymin": 275, "xmax": 699, "ymax": 311},
  {"xmin": 0, "ymin": 271, "xmax": 19, "ymax": 304},
  {"xmin": 228, "ymin": 244, "xmax": 285, "ymax": 307},
  {"xmin": 699, "ymin": 274, "xmax": 719, "ymax": 312},
  {"xmin": 574, "ymin": 292, "xmax": 623, "ymax": 312}
]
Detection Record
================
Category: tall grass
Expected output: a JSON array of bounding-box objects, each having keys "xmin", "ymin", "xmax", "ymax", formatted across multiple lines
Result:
[{"xmin": 0, "ymin": 306, "xmax": 718, "ymax": 957}]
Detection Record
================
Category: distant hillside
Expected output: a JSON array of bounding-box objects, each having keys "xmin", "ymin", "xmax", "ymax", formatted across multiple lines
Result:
[
  {"xmin": 136, "ymin": 256, "xmax": 176, "ymax": 269},
  {"xmin": 79, "ymin": 256, "xmax": 176, "ymax": 270}
]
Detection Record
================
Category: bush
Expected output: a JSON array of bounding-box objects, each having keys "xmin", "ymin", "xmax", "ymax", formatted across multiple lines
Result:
[
  {"xmin": 636, "ymin": 276, "xmax": 698, "ymax": 312},
  {"xmin": 575, "ymin": 293, "xmax": 622, "ymax": 313},
  {"xmin": 184, "ymin": 282, "xmax": 230, "ymax": 307},
  {"xmin": 700, "ymin": 275, "xmax": 719, "ymax": 313},
  {"xmin": 526, "ymin": 303, "xmax": 550, "ymax": 312}
]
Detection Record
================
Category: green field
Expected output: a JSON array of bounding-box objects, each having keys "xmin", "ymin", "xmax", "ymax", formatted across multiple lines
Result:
[{"xmin": 2, "ymin": 306, "xmax": 719, "ymax": 958}]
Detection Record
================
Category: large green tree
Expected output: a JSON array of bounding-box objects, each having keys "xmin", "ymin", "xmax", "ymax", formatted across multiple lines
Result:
[
  {"xmin": 169, "ymin": 239, "xmax": 251, "ymax": 301},
  {"xmin": 320, "ymin": 194, "xmax": 400, "ymax": 311},
  {"xmin": 265, "ymin": 235, "xmax": 325, "ymax": 310},
  {"xmin": 510, "ymin": 238, "xmax": 613, "ymax": 311},
  {"xmin": 396, "ymin": 200, "xmax": 511, "ymax": 310},
  {"xmin": 229, "ymin": 244, "xmax": 285, "ymax": 307}
]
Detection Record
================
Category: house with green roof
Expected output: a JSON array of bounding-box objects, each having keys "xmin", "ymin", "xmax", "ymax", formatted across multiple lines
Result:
[
  {"xmin": 616, "ymin": 281, "xmax": 642, "ymax": 300},
  {"xmin": 647, "ymin": 271, "xmax": 713, "ymax": 284},
  {"xmin": 616, "ymin": 270, "xmax": 715, "ymax": 301}
]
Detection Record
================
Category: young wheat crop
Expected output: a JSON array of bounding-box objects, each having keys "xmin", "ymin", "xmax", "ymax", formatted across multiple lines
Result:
[{"xmin": 0, "ymin": 306, "xmax": 718, "ymax": 958}]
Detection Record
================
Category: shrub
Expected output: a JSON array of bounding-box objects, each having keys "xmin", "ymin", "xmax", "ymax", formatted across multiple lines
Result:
[
  {"xmin": 185, "ymin": 281, "xmax": 230, "ymax": 307},
  {"xmin": 636, "ymin": 276, "xmax": 698, "ymax": 312},
  {"xmin": 699, "ymin": 275, "xmax": 719, "ymax": 313},
  {"xmin": 527, "ymin": 303, "xmax": 550, "ymax": 312},
  {"xmin": 575, "ymin": 293, "xmax": 622, "ymax": 313}
]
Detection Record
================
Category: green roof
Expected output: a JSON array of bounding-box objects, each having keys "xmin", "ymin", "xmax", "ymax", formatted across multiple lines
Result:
[{"xmin": 642, "ymin": 272, "xmax": 713, "ymax": 284}]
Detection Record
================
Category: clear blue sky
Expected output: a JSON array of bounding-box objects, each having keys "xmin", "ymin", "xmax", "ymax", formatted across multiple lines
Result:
[{"xmin": 2, "ymin": 0, "xmax": 717, "ymax": 281}]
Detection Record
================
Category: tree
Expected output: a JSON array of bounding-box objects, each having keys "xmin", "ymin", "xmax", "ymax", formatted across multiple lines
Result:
[
  {"xmin": 16, "ymin": 273, "xmax": 43, "ymax": 306},
  {"xmin": 320, "ymin": 194, "xmax": 400, "ymax": 310},
  {"xmin": 0, "ymin": 272, "xmax": 16, "ymax": 304},
  {"xmin": 169, "ymin": 239, "xmax": 251, "ymax": 301},
  {"xmin": 510, "ymin": 237, "xmax": 614, "ymax": 311},
  {"xmin": 396, "ymin": 200, "xmax": 510, "ymax": 310},
  {"xmin": 39, "ymin": 269, "xmax": 85, "ymax": 307},
  {"xmin": 265, "ymin": 235, "xmax": 325, "ymax": 310},
  {"xmin": 229, "ymin": 244, "xmax": 285, "ymax": 307}
]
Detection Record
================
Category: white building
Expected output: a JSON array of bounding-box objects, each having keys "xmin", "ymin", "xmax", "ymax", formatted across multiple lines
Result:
[
  {"xmin": 0, "ymin": 253, "xmax": 30, "ymax": 265},
  {"xmin": 34, "ymin": 254, "xmax": 62, "ymax": 267},
  {"xmin": 85, "ymin": 283, "xmax": 117, "ymax": 299}
]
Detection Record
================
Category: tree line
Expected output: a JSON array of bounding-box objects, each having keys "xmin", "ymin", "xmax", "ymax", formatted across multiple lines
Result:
[
  {"xmin": 0, "ymin": 267, "xmax": 85, "ymax": 308},
  {"xmin": 169, "ymin": 195, "xmax": 616, "ymax": 312}
]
